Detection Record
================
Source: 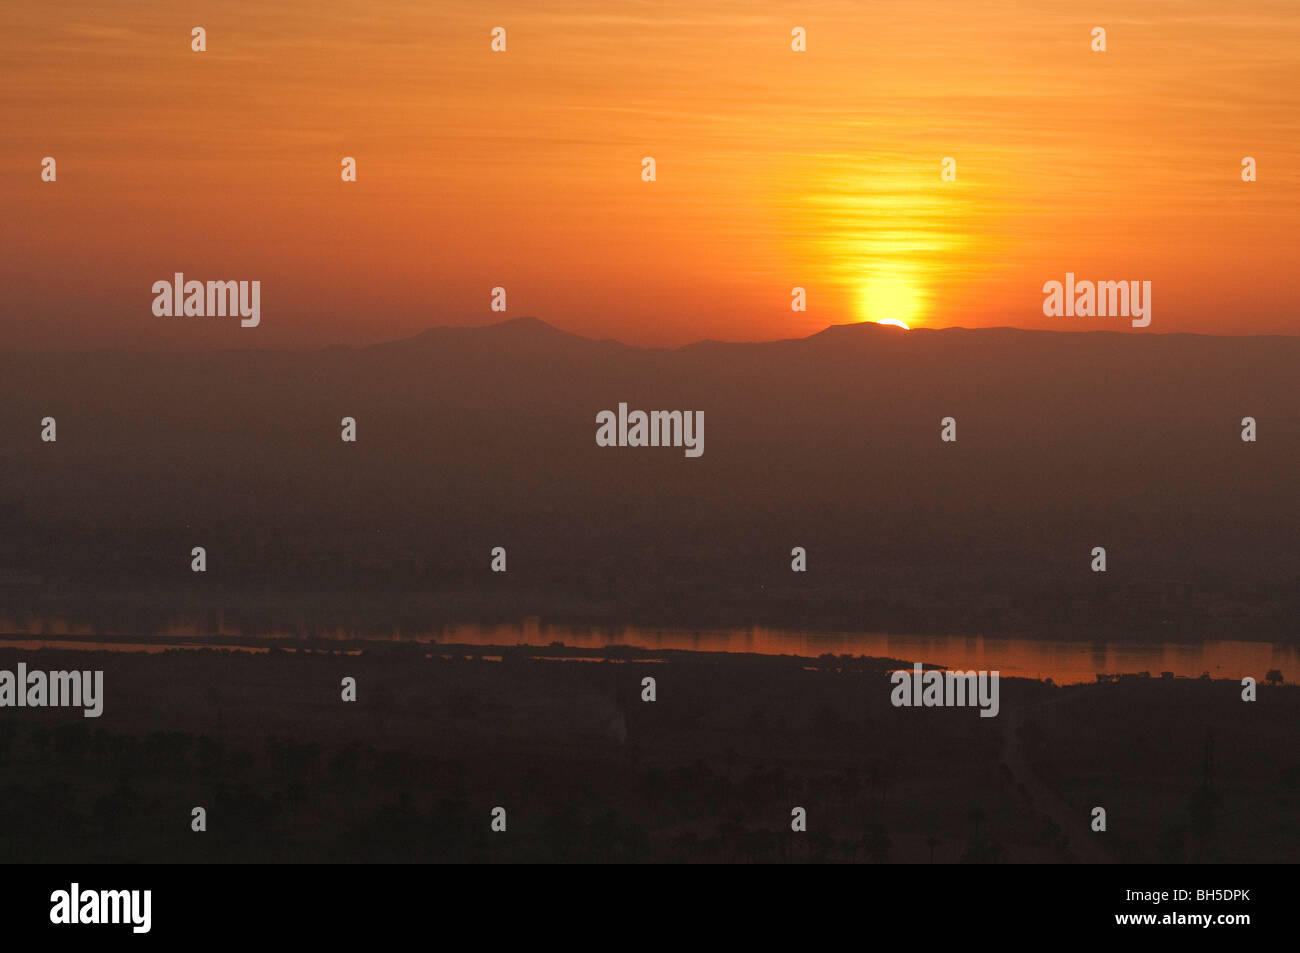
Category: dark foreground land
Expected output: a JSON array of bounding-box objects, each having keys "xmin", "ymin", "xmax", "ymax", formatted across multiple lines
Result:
[{"xmin": 1, "ymin": 643, "xmax": 1295, "ymax": 863}]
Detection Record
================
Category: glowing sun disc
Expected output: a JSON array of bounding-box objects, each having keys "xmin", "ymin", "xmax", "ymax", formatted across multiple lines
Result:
[{"xmin": 855, "ymin": 273, "xmax": 925, "ymax": 328}]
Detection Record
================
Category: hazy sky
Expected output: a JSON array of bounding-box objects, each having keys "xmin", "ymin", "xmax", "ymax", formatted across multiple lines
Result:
[{"xmin": 4, "ymin": 0, "xmax": 1299, "ymax": 348}]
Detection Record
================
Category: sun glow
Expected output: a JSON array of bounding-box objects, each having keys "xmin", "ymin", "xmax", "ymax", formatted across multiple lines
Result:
[{"xmin": 856, "ymin": 273, "xmax": 925, "ymax": 328}]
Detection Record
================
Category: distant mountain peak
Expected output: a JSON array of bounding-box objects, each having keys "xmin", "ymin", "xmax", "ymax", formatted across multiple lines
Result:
[
  {"xmin": 812, "ymin": 320, "xmax": 910, "ymax": 337},
  {"xmin": 486, "ymin": 315, "xmax": 567, "ymax": 335}
]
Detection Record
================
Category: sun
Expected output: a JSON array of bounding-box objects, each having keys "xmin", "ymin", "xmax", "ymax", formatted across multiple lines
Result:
[{"xmin": 856, "ymin": 273, "xmax": 924, "ymax": 329}]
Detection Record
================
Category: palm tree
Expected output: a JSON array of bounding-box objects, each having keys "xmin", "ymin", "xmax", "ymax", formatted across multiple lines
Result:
[
  {"xmin": 968, "ymin": 806, "xmax": 986, "ymax": 841},
  {"xmin": 862, "ymin": 825, "xmax": 893, "ymax": 863},
  {"xmin": 925, "ymin": 835, "xmax": 940, "ymax": 863}
]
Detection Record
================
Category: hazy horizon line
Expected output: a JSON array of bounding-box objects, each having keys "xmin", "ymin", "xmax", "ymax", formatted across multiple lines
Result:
[{"xmin": 6, "ymin": 315, "xmax": 1300, "ymax": 356}]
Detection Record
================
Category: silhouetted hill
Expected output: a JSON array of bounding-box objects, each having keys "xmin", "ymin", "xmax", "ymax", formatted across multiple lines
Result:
[
  {"xmin": 379, "ymin": 316, "xmax": 629, "ymax": 353},
  {"xmin": 1, "ymin": 319, "xmax": 1296, "ymax": 639}
]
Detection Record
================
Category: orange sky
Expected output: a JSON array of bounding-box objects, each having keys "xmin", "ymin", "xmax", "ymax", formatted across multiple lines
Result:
[{"xmin": 3, "ymin": 0, "xmax": 1299, "ymax": 348}]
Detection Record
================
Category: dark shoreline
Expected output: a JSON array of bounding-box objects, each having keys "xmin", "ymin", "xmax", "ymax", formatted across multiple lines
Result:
[
  {"xmin": 0, "ymin": 630, "xmax": 1287, "ymax": 685},
  {"xmin": 4, "ymin": 594, "xmax": 1296, "ymax": 647}
]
